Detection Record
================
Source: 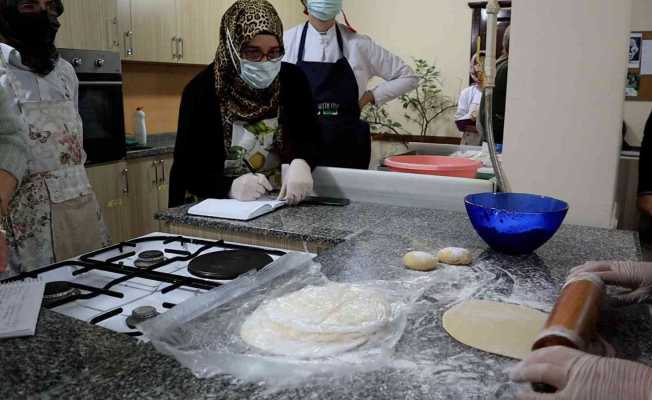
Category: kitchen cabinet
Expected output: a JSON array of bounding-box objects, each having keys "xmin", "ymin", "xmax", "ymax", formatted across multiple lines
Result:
[
  {"xmin": 176, "ymin": 0, "xmax": 225, "ymax": 64},
  {"xmin": 118, "ymin": 0, "xmax": 305, "ymax": 64},
  {"xmin": 57, "ymin": 0, "xmax": 120, "ymax": 52},
  {"xmin": 87, "ymin": 155, "xmax": 173, "ymax": 243},
  {"xmin": 126, "ymin": 155, "xmax": 174, "ymax": 237},
  {"xmin": 86, "ymin": 161, "xmax": 131, "ymax": 244},
  {"xmin": 119, "ymin": 0, "xmax": 178, "ymax": 62}
]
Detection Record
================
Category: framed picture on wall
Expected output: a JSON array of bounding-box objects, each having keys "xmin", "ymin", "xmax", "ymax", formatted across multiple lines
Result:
[
  {"xmin": 626, "ymin": 71, "xmax": 641, "ymax": 97},
  {"xmin": 630, "ymin": 33, "xmax": 642, "ymax": 68}
]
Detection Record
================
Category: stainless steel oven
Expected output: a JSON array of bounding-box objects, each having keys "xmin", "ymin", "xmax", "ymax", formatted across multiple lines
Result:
[{"xmin": 59, "ymin": 49, "xmax": 126, "ymax": 164}]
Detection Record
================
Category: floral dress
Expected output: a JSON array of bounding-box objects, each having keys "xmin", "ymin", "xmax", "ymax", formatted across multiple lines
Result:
[{"xmin": 2, "ymin": 48, "xmax": 109, "ymax": 272}]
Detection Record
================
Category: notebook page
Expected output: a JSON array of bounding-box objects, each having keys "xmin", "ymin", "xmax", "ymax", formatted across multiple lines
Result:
[
  {"xmin": 188, "ymin": 199, "xmax": 285, "ymax": 220},
  {"xmin": 0, "ymin": 280, "xmax": 45, "ymax": 339}
]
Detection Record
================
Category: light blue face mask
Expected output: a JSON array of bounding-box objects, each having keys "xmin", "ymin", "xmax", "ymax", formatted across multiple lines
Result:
[
  {"xmin": 226, "ymin": 28, "xmax": 282, "ymax": 90},
  {"xmin": 307, "ymin": 0, "xmax": 343, "ymax": 22}
]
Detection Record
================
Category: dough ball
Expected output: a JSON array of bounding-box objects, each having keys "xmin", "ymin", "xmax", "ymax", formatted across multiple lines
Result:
[
  {"xmin": 438, "ymin": 247, "xmax": 473, "ymax": 266},
  {"xmin": 403, "ymin": 251, "xmax": 439, "ymax": 271}
]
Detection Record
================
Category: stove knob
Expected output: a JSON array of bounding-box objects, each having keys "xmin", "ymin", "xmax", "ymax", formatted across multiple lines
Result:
[
  {"xmin": 71, "ymin": 57, "xmax": 83, "ymax": 67},
  {"xmin": 95, "ymin": 58, "xmax": 105, "ymax": 67}
]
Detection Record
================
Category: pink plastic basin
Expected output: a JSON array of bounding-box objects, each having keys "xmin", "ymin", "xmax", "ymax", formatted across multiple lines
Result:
[{"xmin": 384, "ymin": 155, "xmax": 482, "ymax": 178}]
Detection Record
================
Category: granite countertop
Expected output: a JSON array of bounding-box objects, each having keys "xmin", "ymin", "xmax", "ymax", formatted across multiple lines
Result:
[
  {"xmin": 125, "ymin": 132, "xmax": 176, "ymax": 160},
  {"xmin": 2, "ymin": 202, "xmax": 649, "ymax": 399}
]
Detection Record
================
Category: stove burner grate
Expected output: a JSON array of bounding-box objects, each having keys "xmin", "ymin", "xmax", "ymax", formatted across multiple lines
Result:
[{"xmin": 43, "ymin": 281, "xmax": 81, "ymax": 307}]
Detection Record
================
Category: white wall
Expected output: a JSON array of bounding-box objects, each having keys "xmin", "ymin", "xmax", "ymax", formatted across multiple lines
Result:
[
  {"xmin": 342, "ymin": 0, "xmax": 472, "ymax": 167},
  {"xmin": 502, "ymin": 0, "xmax": 631, "ymax": 228},
  {"xmin": 343, "ymin": 0, "xmax": 471, "ymax": 137},
  {"xmin": 625, "ymin": 0, "xmax": 652, "ymax": 145}
]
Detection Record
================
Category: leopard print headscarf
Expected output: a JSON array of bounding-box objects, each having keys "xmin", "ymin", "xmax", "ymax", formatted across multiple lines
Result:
[{"xmin": 215, "ymin": 0, "xmax": 284, "ymax": 146}]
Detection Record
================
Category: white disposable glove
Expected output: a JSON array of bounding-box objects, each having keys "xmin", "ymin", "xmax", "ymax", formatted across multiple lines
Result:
[
  {"xmin": 0, "ymin": 230, "xmax": 7, "ymax": 273},
  {"xmin": 510, "ymin": 346, "xmax": 652, "ymax": 400},
  {"xmin": 278, "ymin": 159, "xmax": 313, "ymax": 206},
  {"xmin": 229, "ymin": 173, "xmax": 273, "ymax": 201},
  {"xmin": 568, "ymin": 261, "xmax": 652, "ymax": 306}
]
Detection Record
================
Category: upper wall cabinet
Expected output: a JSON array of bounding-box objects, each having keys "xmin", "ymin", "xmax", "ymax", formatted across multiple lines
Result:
[
  {"xmin": 118, "ymin": 0, "xmax": 305, "ymax": 64},
  {"xmin": 176, "ymin": 0, "xmax": 227, "ymax": 65},
  {"xmin": 57, "ymin": 0, "xmax": 120, "ymax": 52},
  {"xmin": 119, "ymin": 0, "xmax": 178, "ymax": 62}
]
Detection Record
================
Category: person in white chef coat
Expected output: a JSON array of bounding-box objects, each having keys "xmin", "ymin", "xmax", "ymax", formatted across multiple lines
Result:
[
  {"xmin": 455, "ymin": 51, "xmax": 484, "ymax": 146},
  {"xmin": 283, "ymin": 0, "xmax": 418, "ymax": 169}
]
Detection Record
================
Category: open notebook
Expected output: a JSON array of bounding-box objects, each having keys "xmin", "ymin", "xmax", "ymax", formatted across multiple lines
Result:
[
  {"xmin": 0, "ymin": 279, "xmax": 45, "ymax": 339},
  {"xmin": 188, "ymin": 199, "xmax": 287, "ymax": 221}
]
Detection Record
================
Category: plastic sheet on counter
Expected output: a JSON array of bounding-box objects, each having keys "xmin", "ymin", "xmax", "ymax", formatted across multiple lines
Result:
[{"xmin": 140, "ymin": 253, "xmax": 427, "ymax": 386}]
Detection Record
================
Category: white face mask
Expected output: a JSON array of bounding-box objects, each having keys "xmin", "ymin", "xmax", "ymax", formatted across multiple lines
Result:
[
  {"xmin": 307, "ymin": 0, "xmax": 342, "ymax": 22},
  {"xmin": 226, "ymin": 28, "xmax": 282, "ymax": 90}
]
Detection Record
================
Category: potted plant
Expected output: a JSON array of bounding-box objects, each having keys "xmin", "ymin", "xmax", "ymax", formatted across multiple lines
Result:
[{"xmin": 363, "ymin": 58, "xmax": 459, "ymax": 145}]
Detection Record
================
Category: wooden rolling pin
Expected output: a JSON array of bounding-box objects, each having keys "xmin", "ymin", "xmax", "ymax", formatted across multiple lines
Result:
[
  {"xmin": 530, "ymin": 273, "xmax": 605, "ymax": 392},
  {"xmin": 532, "ymin": 273, "xmax": 605, "ymax": 351}
]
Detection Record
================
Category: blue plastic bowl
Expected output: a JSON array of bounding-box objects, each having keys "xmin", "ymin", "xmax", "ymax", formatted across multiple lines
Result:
[{"xmin": 465, "ymin": 193, "xmax": 569, "ymax": 255}]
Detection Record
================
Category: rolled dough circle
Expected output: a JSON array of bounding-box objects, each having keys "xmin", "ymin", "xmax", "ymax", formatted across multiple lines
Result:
[
  {"xmin": 442, "ymin": 300, "xmax": 548, "ymax": 360},
  {"xmin": 403, "ymin": 251, "xmax": 439, "ymax": 271}
]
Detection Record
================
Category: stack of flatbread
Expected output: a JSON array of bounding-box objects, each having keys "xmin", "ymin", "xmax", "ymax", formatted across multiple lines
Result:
[{"xmin": 240, "ymin": 283, "xmax": 392, "ymax": 358}]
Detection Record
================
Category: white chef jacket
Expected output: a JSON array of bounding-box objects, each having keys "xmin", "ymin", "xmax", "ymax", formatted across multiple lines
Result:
[
  {"xmin": 455, "ymin": 84, "xmax": 482, "ymax": 121},
  {"xmin": 283, "ymin": 23, "xmax": 419, "ymax": 106}
]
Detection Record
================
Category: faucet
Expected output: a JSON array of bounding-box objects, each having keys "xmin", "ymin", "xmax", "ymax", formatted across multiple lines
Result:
[{"xmin": 481, "ymin": 0, "xmax": 512, "ymax": 192}]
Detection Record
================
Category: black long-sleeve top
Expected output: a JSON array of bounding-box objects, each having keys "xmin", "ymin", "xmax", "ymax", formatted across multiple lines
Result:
[
  {"xmin": 169, "ymin": 62, "xmax": 319, "ymax": 207},
  {"xmin": 639, "ymin": 110, "xmax": 652, "ymax": 195}
]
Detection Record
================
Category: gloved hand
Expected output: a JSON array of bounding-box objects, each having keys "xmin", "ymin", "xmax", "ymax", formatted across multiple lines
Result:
[
  {"xmin": 0, "ymin": 230, "xmax": 7, "ymax": 273},
  {"xmin": 229, "ymin": 173, "xmax": 273, "ymax": 201},
  {"xmin": 278, "ymin": 159, "xmax": 313, "ymax": 206},
  {"xmin": 568, "ymin": 261, "xmax": 652, "ymax": 306},
  {"xmin": 510, "ymin": 346, "xmax": 652, "ymax": 400}
]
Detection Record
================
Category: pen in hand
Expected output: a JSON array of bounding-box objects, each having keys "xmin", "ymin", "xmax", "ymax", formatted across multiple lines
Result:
[
  {"xmin": 242, "ymin": 158, "xmax": 257, "ymax": 175},
  {"xmin": 242, "ymin": 158, "xmax": 275, "ymax": 198}
]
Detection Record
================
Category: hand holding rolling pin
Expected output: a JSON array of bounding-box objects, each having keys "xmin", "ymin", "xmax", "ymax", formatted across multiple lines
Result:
[
  {"xmin": 569, "ymin": 261, "xmax": 652, "ymax": 306},
  {"xmin": 511, "ymin": 346, "xmax": 652, "ymax": 400}
]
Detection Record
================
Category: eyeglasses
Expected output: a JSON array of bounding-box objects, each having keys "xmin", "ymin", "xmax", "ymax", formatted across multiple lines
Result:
[
  {"xmin": 240, "ymin": 47, "xmax": 285, "ymax": 62},
  {"xmin": 17, "ymin": 0, "xmax": 62, "ymax": 15}
]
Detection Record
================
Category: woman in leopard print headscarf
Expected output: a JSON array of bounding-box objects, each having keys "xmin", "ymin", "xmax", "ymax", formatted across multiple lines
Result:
[
  {"xmin": 214, "ymin": 0, "xmax": 283, "ymax": 141},
  {"xmin": 170, "ymin": 0, "xmax": 320, "ymax": 208}
]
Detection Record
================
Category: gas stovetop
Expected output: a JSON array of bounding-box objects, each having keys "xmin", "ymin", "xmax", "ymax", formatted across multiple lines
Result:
[{"xmin": 1, "ymin": 233, "xmax": 295, "ymax": 339}]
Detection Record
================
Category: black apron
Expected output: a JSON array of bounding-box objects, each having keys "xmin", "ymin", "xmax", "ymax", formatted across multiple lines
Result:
[{"xmin": 297, "ymin": 23, "xmax": 371, "ymax": 169}]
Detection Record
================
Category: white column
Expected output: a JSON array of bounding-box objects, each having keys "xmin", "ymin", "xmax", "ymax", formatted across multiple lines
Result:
[{"xmin": 502, "ymin": 0, "xmax": 632, "ymax": 228}]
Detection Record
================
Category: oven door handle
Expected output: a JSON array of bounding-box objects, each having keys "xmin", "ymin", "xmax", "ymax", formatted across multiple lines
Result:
[{"xmin": 79, "ymin": 81, "xmax": 123, "ymax": 86}]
